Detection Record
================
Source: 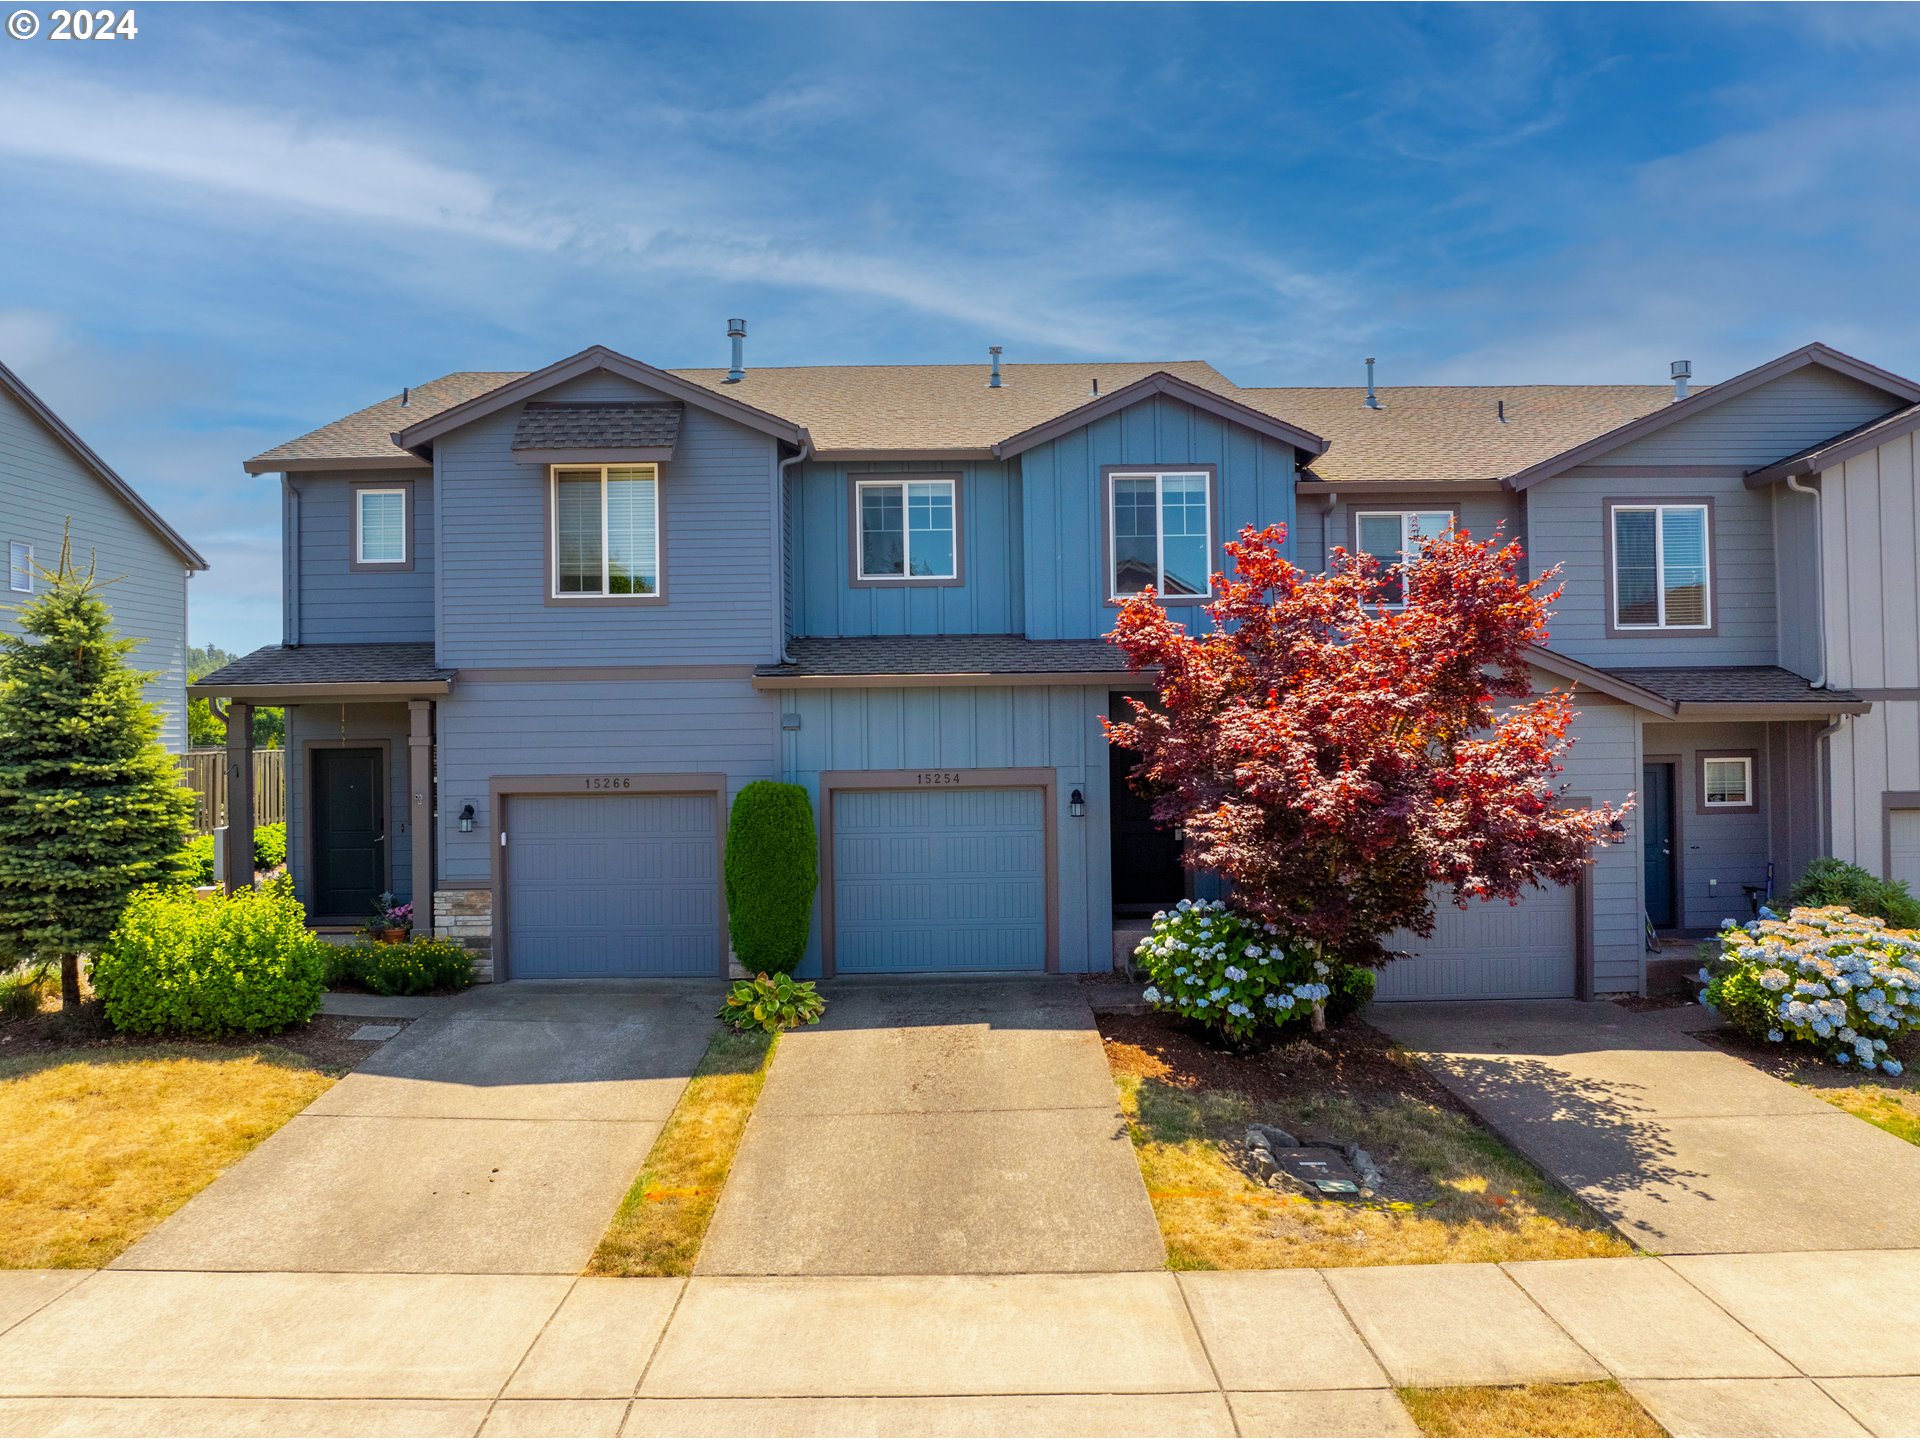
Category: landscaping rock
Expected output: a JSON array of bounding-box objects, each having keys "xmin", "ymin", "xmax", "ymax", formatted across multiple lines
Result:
[{"xmin": 1244, "ymin": 1127, "xmax": 1378, "ymax": 1199}]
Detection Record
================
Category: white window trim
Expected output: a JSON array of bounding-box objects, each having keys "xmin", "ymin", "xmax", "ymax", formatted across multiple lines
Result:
[
  {"xmin": 1611, "ymin": 502, "xmax": 1712, "ymax": 631},
  {"xmin": 1702, "ymin": 755, "xmax": 1754, "ymax": 809},
  {"xmin": 855, "ymin": 477, "xmax": 958, "ymax": 581},
  {"xmin": 1355, "ymin": 510, "xmax": 1453, "ymax": 609},
  {"xmin": 354, "ymin": 488, "xmax": 409, "ymax": 566},
  {"xmin": 8, "ymin": 541, "xmax": 32, "ymax": 593},
  {"xmin": 548, "ymin": 463, "xmax": 663, "ymax": 601},
  {"xmin": 1106, "ymin": 469, "xmax": 1215, "ymax": 601}
]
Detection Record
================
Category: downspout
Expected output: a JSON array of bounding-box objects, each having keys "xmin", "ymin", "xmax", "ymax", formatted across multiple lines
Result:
[
  {"xmin": 283, "ymin": 475, "xmax": 302, "ymax": 647},
  {"xmin": 1786, "ymin": 473, "xmax": 1823, "ymax": 688},
  {"xmin": 776, "ymin": 440, "xmax": 811, "ymax": 665}
]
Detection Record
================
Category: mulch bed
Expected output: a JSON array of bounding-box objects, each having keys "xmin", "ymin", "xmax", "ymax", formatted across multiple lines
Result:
[
  {"xmin": 1098, "ymin": 1007, "xmax": 1469, "ymax": 1115},
  {"xmin": 1694, "ymin": 1022, "xmax": 1920, "ymax": 1094},
  {"xmin": 0, "ymin": 1005, "xmax": 405, "ymax": 1071}
]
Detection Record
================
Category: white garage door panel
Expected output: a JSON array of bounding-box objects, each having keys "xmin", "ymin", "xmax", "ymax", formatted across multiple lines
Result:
[{"xmin": 1374, "ymin": 884, "xmax": 1578, "ymax": 1001}]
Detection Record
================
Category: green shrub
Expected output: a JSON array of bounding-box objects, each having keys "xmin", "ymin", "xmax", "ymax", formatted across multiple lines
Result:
[
  {"xmin": 720, "ymin": 972, "xmax": 825, "ymax": 1033},
  {"xmin": 179, "ymin": 833, "xmax": 216, "ymax": 886},
  {"xmin": 253, "ymin": 822, "xmax": 287, "ymax": 871},
  {"xmin": 1134, "ymin": 899, "xmax": 1337, "ymax": 1042},
  {"xmin": 1788, "ymin": 856, "xmax": 1920, "ymax": 929},
  {"xmin": 723, "ymin": 781, "xmax": 818, "ymax": 975},
  {"xmin": 327, "ymin": 937, "xmax": 475, "ymax": 996},
  {"xmin": 1702, "ymin": 905, "xmax": 1917, "ymax": 1072},
  {"xmin": 92, "ymin": 877, "xmax": 328, "ymax": 1036},
  {"xmin": 1327, "ymin": 961, "xmax": 1377, "ymax": 1021},
  {"xmin": 0, "ymin": 961, "xmax": 52, "ymax": 1022}
]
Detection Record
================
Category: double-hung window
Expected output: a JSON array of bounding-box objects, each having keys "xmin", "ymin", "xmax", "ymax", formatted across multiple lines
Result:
[
  {"xmin": 1702, "ymin": 755, "xmax": 1754, "ymax": 809},
  {"xmin": 1108, "ymin": 470, "xmax": 1212, "ymax": 600},
  {"xmin": 1355, "ymin": 511, "xmax": 1451, "ymax": 607},
  {"xmin": 1611, "ymin": 502, "xmax": 1710, "ymax": 630},
  {"xmin": 354, "ymin": 487, "xmax": 409, "ymax": 567},
  {"xmin": 8, "ymin": 541, "xmax": 31, "ymax": 593},
  {"xmin": 856, "ymin": 477, "xmax": 957, "ymax": 581},
  {"xmin": 551, "ymin": 464, "xmax": 660, "ymax": 598}
]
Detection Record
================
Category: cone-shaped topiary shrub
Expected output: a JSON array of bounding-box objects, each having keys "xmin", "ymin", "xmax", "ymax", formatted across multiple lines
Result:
[{"xmin": 724, "ymin": 781, "xmax": 818, "ymax": 975}]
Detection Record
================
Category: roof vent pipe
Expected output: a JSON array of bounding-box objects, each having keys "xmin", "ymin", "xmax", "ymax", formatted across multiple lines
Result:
[
  {"xmin": 988, "ymin": 346, "xmax": 1003, "ymax": 389},
  {"xmin": 726, "ymin": 319, "xmax": 747, "ymax": 383},
  {"xmin": 401, "ymin": 387, "xmax": 410, "ymax": 408},
  {"xmin": 1364, "ymin": 357, "xmax": 1380, "ymax": 410},
  {"xmin": 1497, "ymin": 399, "xmax": 1507, "ymax": 424},
  {"xmin": 1670, "ymin": 359, "xmax": 1691, "ymax": 402},
  {"xmin": 1091, "ymin": 377, "xmax": 1099, "ymax": 397}
]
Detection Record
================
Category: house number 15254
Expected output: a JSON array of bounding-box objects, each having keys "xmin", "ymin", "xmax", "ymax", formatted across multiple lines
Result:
[{"xmin": 915, "ymin": 771, "xmax": 963, "ymax": 786}]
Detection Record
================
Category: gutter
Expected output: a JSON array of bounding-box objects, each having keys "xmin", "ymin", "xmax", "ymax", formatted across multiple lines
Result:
[{"xmin": 1785, "ymin": 474, "xmax": 1825, "ymax": 688}]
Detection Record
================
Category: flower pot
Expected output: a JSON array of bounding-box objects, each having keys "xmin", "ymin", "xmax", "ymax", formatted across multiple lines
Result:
[{"xmin": 379, "ymin": 928, "xmax": 407, "ymax": 944}]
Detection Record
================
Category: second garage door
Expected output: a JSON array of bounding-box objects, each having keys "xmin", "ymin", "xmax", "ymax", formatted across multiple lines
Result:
[
  {"xmin": 1373, "ymin": 883, "xmax": 1578, "ymax": 1001},
  {"xmin": 505, "ymin": 792, "xmax": 721, "ymax": 978},
  {"xmin": 831, "ymin": 786, "xmax": 1048, "ymax": 973}
]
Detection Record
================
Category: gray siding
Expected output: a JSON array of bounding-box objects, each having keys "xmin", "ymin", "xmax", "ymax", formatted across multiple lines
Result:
[
  {"xmin": 1294, "ymin": 490, "xmax": 1523, "ymax": 576},
  {"xmin": 283, "ymin": 469, "xmax": 435, "ymax": 645},
  {"xmin": 435, "ymin": 675, "xmax": 781, "ymax": 887},
  {"xmin": 1822, "ymin": 429, "xmax": 1920, "ymax": 692},
  {"xmin": 1772, "ymin": 483, "xmax": 1822, "ymax": 681},
  {"xmin": 789, "ymin": 458, "xmax": 1022, "ymax": 637},
  {"xmin": 1554, "ymin": 691, "xmax": 1644, "ymax": 992},
  {"xmin": 0, "ymin": 385, "xmax": 191, "ymax": 750},
  {"xmin": 1642, "ymin": 720, "xmax": 1800, "ymax": 932},
  {"xmin": 1605, "ymin": 367, "xmax": 1901, "ymax": 468},
  {"xmin": 435, "ymin": 372, "xmax": 782, "ymax": 667},
  {"xmin": 283, "ymin": 701, "xmax": 414, "ymax": 912},
  {"xmin": 1017, "ymin": 395, "xmax": 1297, "ymax": 639}
]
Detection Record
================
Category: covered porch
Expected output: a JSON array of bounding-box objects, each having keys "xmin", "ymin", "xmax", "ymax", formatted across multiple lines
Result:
[{"xmin": 187, "ymin": 643, "xmax": 454, "ymax": 932}]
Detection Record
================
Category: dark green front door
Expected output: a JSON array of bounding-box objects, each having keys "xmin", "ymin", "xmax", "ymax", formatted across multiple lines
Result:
[
  {"xmin": 1643, "ymin": 761, "xmax": 1677, "ymax": 929},
  {"xmin": 312, "ymin": 747, "xmax": 385, "ymax": 919},
  {"xmin": 1109, "ymin": 713, "xmax": 1187, "ymax": 917}
]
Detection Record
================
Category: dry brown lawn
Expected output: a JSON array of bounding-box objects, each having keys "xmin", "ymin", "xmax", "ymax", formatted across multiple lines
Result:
[
  {"xmin": 1105, "ymin": 1014, "xmax": 1631, "ymax": 1270},
  {"xmin": 0, "ymin": 1046, "xmax": 337, "ymax": 1268},
  {"xmin": 1401, "ymin": 1382, "xmax": 1666, "ymax": 1437},
  {"xmin": 587, "ymin": 1028, "xmax": 776, "ymax": 1277}
]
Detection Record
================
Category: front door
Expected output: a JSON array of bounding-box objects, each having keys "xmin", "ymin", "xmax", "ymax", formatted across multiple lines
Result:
[
  {"xmin": 1642, "ymin": 761, "xmax": 1677, "ymax": 929},
  {"xmin": 312, "ymin": 747, "xmax": 385, "ymax": 919},
  {"xmin": 1110, "ymin": 721, "xmax": 1186, "ymax": 916}
]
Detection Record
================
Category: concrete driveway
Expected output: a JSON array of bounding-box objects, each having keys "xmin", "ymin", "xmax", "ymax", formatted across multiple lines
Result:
[
  {"xmin": 113, "ymin": 981, "xmax": 720, "ymax": 1275},
  {"xmin": 697, "ymin": 977, "xmax": 1167, "ymax": 1276}
]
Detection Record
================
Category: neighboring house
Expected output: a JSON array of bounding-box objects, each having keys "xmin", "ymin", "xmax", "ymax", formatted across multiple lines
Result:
[
  {"xmin": 196, "ymin": 333, "xmax": 1919, "ymax": 998},
  {"xmin": 0, "ymin": 361, "xmax": 207, "ymax": 750}
]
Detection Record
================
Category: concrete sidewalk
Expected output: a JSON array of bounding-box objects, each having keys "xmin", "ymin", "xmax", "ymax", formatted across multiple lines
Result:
[
  {"xmin": 1373, "ymin": 1000, "xmax": 1920, "ymax": 1254},
  {"xmin": 5, "ymin": 1252, "xmax": 1919, "ymax": 1436},
  {"xmin": 697, "ymin": 978, "xmax": 1166, "ymax": 1275},
  {"xmin": 112, "ymin": 982, "xmax": 721, "ymax": 1275}
]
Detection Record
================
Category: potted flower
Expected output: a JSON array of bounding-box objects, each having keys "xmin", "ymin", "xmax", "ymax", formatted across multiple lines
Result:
[{"xmin": 364, "ymin": 893, "xmax": 412, "ymax": 944}]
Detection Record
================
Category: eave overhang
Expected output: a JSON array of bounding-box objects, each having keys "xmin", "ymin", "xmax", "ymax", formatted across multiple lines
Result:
[{"xmin": 187, "ymin": 679, "xmax": 455, "ymax": 703}]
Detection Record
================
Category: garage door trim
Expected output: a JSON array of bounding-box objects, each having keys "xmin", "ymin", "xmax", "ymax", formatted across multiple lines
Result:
[
  {"xmin": 819, "ymin": 767, "xmax": 1058, "ymax": 978},
  {"xmin": 490, "ymin": 772, "xmax": 730, "ymax": 981}
]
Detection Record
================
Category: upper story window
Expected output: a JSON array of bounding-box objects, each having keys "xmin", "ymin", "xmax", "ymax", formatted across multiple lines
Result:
[
  {"xmin": 1355, "ymin": 510, "xmax": 1452, "ymax": 607},
  {"xmin": 8, "ymin": 541, "xmax": 31, "ymax": 593},
  {"xmin": 1611, "ymin": 501, "xmax": 1710, "ymax": 631},
  {"xmin": 353, "ymin": 486, "xmax": 409, "ymax": 568},
  {"xmin": 855, "ymin": 476, "xmax": 958, "ymax": 583},
  {"xmin": 1107, "ymin": 469, "xmax": 1212, "ymax": 601},
  {"xmin": 551, "ymin": 464, "xmax": 661, "ymax": 600}
]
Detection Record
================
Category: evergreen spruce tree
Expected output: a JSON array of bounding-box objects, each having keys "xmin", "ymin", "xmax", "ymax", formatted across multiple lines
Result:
[{"xmin": 0, "ymin": 533, "xmax": 193, "ymax": 1011}]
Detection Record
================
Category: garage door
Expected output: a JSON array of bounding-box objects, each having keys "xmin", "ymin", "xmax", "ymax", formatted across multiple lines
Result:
[
  {"xmin": 505, "ymin": 793, "xmax": 720, "ymax": 978},
  {"xmin": 1373, "ymin": 884, "xmax": 1577, "ymax": 1001},
  {"xmin": 1890, "ymin": 809, "xmax": 1920, "ymax": 893},
  {"xmin": 832, "ymin": 787, "xmax": 1048, "ymax": 972}
]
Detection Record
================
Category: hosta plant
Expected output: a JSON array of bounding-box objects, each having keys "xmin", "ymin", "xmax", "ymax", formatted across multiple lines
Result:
[
  {"xmin": 1702, "ymin": 905, "xmax": 1919, "ymax": 1073},
  {"xmin": 720, "ymin": 972, "xmax": 826, "ymax": 1033},
  {"xmin": 1134, "ymin": 899, "xmax": 1334, "ymax": 1043}
]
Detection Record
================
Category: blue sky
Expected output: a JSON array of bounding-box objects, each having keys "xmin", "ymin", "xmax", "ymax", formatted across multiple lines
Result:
[{"xmin": 3, "ymin": 2, "xmax": 1918, "ymax": 652}]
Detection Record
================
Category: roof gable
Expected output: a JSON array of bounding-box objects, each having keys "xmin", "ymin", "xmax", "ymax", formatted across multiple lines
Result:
[
  {"xmin": 1506, "ymin": 343, "xmax": 1920, "ymax": 492},
  {"xmin": 0, "ymin": 360, "xmax": 206, "ymax": 570},
  {"xmin": 992, "ymin": 369, "xmax": 1328, "ymax": 460},
  {"xmin": 1747, "ymin": 401, "xmax": 1920, "ymax": 486}
]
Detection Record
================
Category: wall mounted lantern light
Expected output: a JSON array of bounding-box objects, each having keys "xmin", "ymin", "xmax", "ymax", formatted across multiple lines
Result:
[
  {"xmin": 1069, "ymin": 788, "xmax": 1086, "ymax": 819},
  {"xmin": 459, "ymin": 803, "xmax": 476, "ymax": 834}
]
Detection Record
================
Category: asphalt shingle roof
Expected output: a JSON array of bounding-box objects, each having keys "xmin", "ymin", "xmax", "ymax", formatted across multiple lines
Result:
[
  {"xmin": 191, "ymin": 643, "xmax": 453, "ymax": 690},
  {"xmin": 756, "ymin": 635, "xmax": 1136, "ymax": 679},
  {"xmin": 1606, "ymin": 666, "xmax": 1862, "ymax": 707},
  {"xmin": 247, "ymin": 373, "xmax": 524, "ymax": 472},
  {"xmin": 512, "ymin": 402, "xmax": 683, "ymax": 452}
]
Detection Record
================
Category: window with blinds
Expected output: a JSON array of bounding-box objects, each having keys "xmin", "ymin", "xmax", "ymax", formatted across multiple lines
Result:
[
  {"xmin": 1612, "ymin": 503, "xmax": 1709, "ymax": 629},
  {"xmin": 552, "ymin": 464, "xmax": 660, "ymax": 598},
  {"xmin": 354, "ymin": 489, "xmax": 408, "ymax": 565},
  {"xmin": 1354, "ymin": 510, "xmax": 1452, "ymax": 607},
  {"xmin": 8, "ymin": 541, "xmax": 31, "ymax": 593}
]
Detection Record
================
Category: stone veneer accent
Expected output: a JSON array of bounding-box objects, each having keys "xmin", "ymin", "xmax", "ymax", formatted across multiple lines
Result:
[{"xmin": 433, "ymin": 887, "xmax": 494, "ymax": 982}]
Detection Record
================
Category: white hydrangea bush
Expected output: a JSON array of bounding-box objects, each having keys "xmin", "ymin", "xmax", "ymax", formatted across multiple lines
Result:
[
  {"xmin": 1702, "ymin": 905, "xmax": 1917, "ymax": 1074},
  {"xmin": 1133, "ymin": 899, "xmax": 1332, "ymax": 1042}
]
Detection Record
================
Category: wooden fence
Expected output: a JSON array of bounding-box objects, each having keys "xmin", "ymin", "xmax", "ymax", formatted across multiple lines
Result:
[{"xmin": 177, "ymin": 748, "xmax": 286, "ymax": 834}]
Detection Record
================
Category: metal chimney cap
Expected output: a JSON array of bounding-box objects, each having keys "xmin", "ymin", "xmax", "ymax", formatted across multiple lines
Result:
[
  {"xmin": 727, "ymin": 318, "xmax": 747, "ymax": 338},
  {"xmin": 1670, "ymin": 359, "xmax": 1692, "ymax": 380}
]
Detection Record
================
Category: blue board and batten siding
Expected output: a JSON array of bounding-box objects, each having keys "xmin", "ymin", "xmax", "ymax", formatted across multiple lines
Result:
[
  {"xmin": 1018, "ymin": 395, "xmax": 1298, "ymax": 638},
  {"xmin": 282, "ymin": 701, "xmax": 415, "ymax": 912},
  {"xmin": 283, "ymin": 470, "xmax": 435, "ymax": 645},
  {"xmin": 0, "ymin": 384, "xmax": 191, "ymax": 749}
]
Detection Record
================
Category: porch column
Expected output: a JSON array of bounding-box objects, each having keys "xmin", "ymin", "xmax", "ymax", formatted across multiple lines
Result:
[
  {"xmin": 408, "ymin": 699, "xmax": 434, "ymax": 936},
  {"xmin": 222, "ymin": 701, "xmax": 254, "ymax": 893}
]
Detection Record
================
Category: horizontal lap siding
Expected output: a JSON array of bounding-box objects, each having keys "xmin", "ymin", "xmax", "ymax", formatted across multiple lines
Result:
[
  {"xmin": 1643, "ymin": 720, "xmax": 1773, "ymax": 932},
  {"xmin": 1019, "ymin": 396, "xmax": 1297, "ymax": 639},
  {"xmin": 283, "ymin": 702, "xmax": 414, "ymax": 909},
  {"xmin": 778, "ymin": 684, "xmax": 1115, "ymax": 976},
  {"xmin": 790, "ymin": 458, "xmax": 1021, "ymax": 636},
  {"xmin": 1553, "ymin": 692, "xmax": 1643, "ymax": 992},
  {"xmin": 287, "ymin": 470, "xmax": 435, "ymax": 644},
  {"xmin": 434, "ymin": 676, "xmax": 780, "ymax": 886},
  {"xmin": 1605, "ymin": 368, "xmax": 1903, "ymax": 468},
  {"xmin": 435, "ymin": 373, "xmax": 780, "ymax": 666},
  {"xmin": 0, "ymin": 387, "xmax": 190, "ymax": 750}
]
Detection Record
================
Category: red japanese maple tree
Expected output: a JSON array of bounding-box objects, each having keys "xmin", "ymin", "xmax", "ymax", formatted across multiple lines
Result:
[{"xmin": 1106, "ymin": 523, "xmax": 1628, "ymax": 971}]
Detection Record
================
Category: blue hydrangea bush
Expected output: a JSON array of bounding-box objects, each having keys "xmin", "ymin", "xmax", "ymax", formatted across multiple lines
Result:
[
  {"xmin": 1134, "ymin": 899, "xmax": 1333, "ymax": 1042},
  {"xmin": 1702, "ymin": 905, "xmax": 1917, "ymax": 1074}
]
